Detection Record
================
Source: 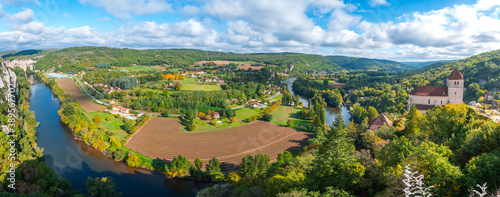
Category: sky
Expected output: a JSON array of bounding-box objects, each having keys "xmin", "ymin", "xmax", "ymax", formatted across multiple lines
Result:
[{"xmin": 0, "ymin": 0, "xmax": 499, "ymax": 61}]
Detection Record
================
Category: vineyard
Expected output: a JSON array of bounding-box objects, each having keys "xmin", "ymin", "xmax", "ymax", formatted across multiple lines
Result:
[
  {"xmin": 126, "ymin": 117, "xmax": 311, "ymax": 171},
  {"xmin": 56, "ymin": 78, "xmax": 105, "ymax": 112}
]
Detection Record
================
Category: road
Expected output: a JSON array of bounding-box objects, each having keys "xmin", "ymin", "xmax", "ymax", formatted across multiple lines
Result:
[{"xmin": 71, "ymin": 76, "xmax": 109, "ymax": 106}]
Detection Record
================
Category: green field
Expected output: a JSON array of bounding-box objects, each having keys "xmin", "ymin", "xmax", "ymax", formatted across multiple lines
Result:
[
  {"xmin": 270, "ymin": 106, "xmax": 311, "ymax": 131},
  {"xmin": 181, "ymin": 118, "xmax": 246, "ymax": 133},
  {"xmin": 235, "ymin": 107, "xmax": 263, "ymax": 120},
  {"xmin": 89, "ymin": 112, "xmax": 129, "ymax": 141},
  {"xmin": 114, "ymin": 66, "xmax": 163, "ymax": 71},
  {"xmin": 183, "ymin": 84, "xmax": 221, "ymax": 91},
  {"xmin": 314, "ymin": 80, "xmax": 336, "ymax": 84}
]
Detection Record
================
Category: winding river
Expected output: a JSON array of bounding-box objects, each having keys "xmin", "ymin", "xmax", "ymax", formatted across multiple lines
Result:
[
  {"xmin": 283, "ymin": 77, "xmax": 351, "ymax": 125},
  {"xmin": 29, "ymin": 76, "xmax": 348, "ymax": 196},
  {"xmin": 29, "ymin": 76, "xmax": 209, "ymax": 197}
]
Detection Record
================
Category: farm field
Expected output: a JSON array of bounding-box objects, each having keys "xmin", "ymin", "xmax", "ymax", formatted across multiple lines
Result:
[
  {"xmin": 271, "ymin": 106, "xmax": 311, "ymax": 131},
  {"xmin": 126, "ymin": 117, "xmax": 312, "ymax": 171},
  {"xmin": 183, "ymin": 84, "xmax": 221, "ymax": 91},
  {"xmin": 56, "ymin": 78, "xmax": 106, "ymax": 112},
  {"xmin": 235, "ymin": 107, "xmax": 263, "ymax": 120},
  {"xmin": 238, "ymin": 65, "xmax": 263, "ymax": 70}
]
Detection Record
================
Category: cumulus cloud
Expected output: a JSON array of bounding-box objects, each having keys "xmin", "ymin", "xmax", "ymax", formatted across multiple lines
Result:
[
  {"xmin": 79, "ymin": 0, "xmax": 172, "ymax": 18},
  {"xmin": 3, "ymin": 9, "xmax": 34, "ymax": 23}
]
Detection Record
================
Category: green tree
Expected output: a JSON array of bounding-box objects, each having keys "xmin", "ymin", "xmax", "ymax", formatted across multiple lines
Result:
[
  {"xmin": 195, "ymin": 157, "xmax": 203, "ymax": 170},
  {"xmin": 366, "ymin": 106, "xmax": 379, "ymax": 123},
  {"xmin": 402, "ymin": 104, "xmax": 420, "ymax": 136},
  {"xmin": 86, "ymin": 177, "xmax": 122, "ymax": 197},
  {"xmin": 123, "ymin": 119, "xmax": 136, "ymax": 134},
  {"xmin": 311, "ymin": 115, "xmax": 365, "ymax": 191},
  {"xmin": 287, "ymin": 119, "xmax": 293, "ymax": 127},
  {"xmin": 300, "ymin": 108, "xmax": 308, "ymax": 119},
  {"xmin": 262, "ymin": 114, "xmax": 273, "ymax": 121},
  {"xmin": 465, "ymin": 149, "xmax": 500, "ymax": 194}
]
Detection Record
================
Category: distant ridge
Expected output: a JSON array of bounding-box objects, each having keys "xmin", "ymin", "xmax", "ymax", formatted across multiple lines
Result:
[{"xmin": 325, "ymin": 55, "xmax": 410, "ymax": 72}]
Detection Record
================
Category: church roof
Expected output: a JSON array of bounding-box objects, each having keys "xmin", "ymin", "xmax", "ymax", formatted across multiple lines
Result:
[
  {"xmin": 409, "ymin": 86, "xmax": 448, "ymax": 96},
  {"xmin": 370, "ymin": 113, "xmax": 393, "ymax": 131},
  {"xmin": 414, "ymin": 104, "xmax": 436, "ymax": 111},
  {"xmin": 448, "ymin": 68, "xmax": 464, "ymax": 80}
]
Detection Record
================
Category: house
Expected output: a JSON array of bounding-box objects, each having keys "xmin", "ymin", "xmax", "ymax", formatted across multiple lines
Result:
[
  {"xmin": 112, "ymin": 106, "xmax": 129, "ymax": 114},
  {"xmin": 212, "ymin": 112, "xmax": 220, "ymax": 119},
  {"xmin": 485, "ymin": 92, "xmax": 494, "ymax": 102},
  {"xmin": 408, "ymin": 68, "xmax": 464, "ymax": 113},
  {"xmin": 370, "ymin": 113, "xmax": 393, "ymax": 131}
]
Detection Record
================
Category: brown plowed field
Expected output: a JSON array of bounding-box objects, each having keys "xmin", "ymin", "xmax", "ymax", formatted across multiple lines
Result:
[
  {"xmin": 126, "ymin": 117, "xmax": 312, "ymax": 171},
  {"xmin": 56, "ymin": 78, "xmax": 105, "ymax": 112}
]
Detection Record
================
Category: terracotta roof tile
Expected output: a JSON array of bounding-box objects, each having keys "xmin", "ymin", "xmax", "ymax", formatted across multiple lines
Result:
[
  {"xmin": 410, "ymin": 86, "xmax": 448, "ymax": 96},
  {"xmin": 370, "ymin": 113, "xmax": 393, "ymax": 131},
  {"xmin": 414, "ymin": 104, "xmax": 436, "ymax": 111},
  {"xmin": 448, "ymin": 68, "xmax": 464, "ymax": 80}
]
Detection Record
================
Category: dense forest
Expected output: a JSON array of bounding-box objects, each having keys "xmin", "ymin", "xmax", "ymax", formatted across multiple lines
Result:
[
  {"xmin": 326, "ymin": 55, "xmax": 410, "ymax": 72},
  {"xmin": 32, "ymin": 47, "xmax": 342, "ymax": 74}
]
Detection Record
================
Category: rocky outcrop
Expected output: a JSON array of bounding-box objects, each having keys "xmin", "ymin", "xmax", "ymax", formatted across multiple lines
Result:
[{"xmin": 0, "ymin": 57, "xmax": 18, "ymax": 90}]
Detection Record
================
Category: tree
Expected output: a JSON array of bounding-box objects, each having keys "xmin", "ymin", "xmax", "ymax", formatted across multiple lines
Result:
[
  {"xmin": 195, "ymin": 157, "xmax": 203, "ymax": 170},
  {"xmin": 367, "ymin": 106, "xmax": 379, "ymax": 123},
  {"xmin": 86, "ymin": 177, "xmax": 122, "ymax": 197},
  {"xmin": 240, "ymin": 154, "xmax": 270, "ymax": 178},
  {"xmin": 262, "ymin": 114, "xmax": 273, "ymax": 121},
  {"xmin": 174, "ymin": 82, "xmax": 182, "ymax": 91},
  {"xmin": 300, "ymin": 108, "xmax": 308, "ymax": 119},
  {"xmin": 63, "ymin": 105, "xmax": 75, "ymax": 116},
  {"xmin": 123, "ymin": 119, "xmax": 136, "ymax": 134},
  {"xmin": 465, "ymin": 149, "xmax": 500, "ymax": 194},
  {"xmin": 206, "ymin": 157, "xmax": 221, "ymax": 175},
  {"xmin": 93, "ymin": 116, "xmax": 102, "ymax": 124},
  {"xmin": 311, "ymin": 115, "xmax": 365, "ymax": 191},
  {"xmin": 105, "ymin": 116, "xmax": 111, "ymax": 121},
  {"xmin": 287, "ymin": 119, "xmax": 293, "ymax": 127},
  {"xmin": 349, "ymin": 104, "xmax": 368, "ymax": 124},
  {"xmin": 126, "ymin": 152, "xmax": 141, "ymax": 167}
]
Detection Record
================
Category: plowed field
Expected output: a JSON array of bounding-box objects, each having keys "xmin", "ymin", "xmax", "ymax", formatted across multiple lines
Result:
[
  {"xmin": 56, "ymin": 78, "xmax": 105, "ymax": 112},
  {"xmin": 126, "ymin": 117, "xmax": 311, "ymax": 171}
]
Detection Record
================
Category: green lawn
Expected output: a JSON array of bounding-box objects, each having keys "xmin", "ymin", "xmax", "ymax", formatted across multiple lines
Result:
[
  {"xmin": 270, "ymin": 106, "xmax": 311, "ymax": 131},
  {"xmin": 272, "ymin": 95, "xmax": 283, "ymax": 101},
  {"xmin": 235, "ymin": 107, "xmax": 263, "ymax": 120},
  {"xmin": 89, "ymin": 112, "xmax": 129, "ymax": 141},
  {"xmin": 181, "ymin": 118, "xmax": 246, "ymax": 133},
  {"xmin": 183, "ymin": 84, "xmax": 221, "ymax": 91},
  {"xmin": 314, "ymin": 80, "xmax": 337, "ymax": 84}
]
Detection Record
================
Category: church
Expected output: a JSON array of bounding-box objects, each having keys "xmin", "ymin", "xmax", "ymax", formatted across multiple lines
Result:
[{"xmin": 408, "ymin": 68, "xmax": 464, "ymax": 113}]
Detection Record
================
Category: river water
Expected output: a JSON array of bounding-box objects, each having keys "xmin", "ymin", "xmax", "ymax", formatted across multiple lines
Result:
[
  {"xmin": 29, "ymin": 76, "xmax": 348, "ymax": 196},
  {"xmin": 283, "ymin": 77, "xmax": 351, "ymax": 125},
  {"xmin": 29, "ymin": 76, "xmax": 208, "ymax": 197}
]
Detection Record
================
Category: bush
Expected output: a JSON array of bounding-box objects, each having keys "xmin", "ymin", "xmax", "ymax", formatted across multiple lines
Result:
[
  {"xmin": 262, "ymin": 114, "xmax": 273, "ymax": 121},
  {"xmin": 287, "ymin": 119, "xmax": 293, "ymax": 127}
]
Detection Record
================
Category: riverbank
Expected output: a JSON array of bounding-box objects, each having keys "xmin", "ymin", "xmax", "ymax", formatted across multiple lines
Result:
[{"xmin": 31, "ymin": 74, "xmax": 208, "ymax": 196}]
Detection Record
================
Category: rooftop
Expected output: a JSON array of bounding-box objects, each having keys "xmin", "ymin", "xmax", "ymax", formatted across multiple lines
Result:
[
  {"xmin": 410, "ymin": 86, "xmax": 448, "ymax": 96},
  {"xmin": 448, "ymin": 68, "xmax": 464, "ymax": 80}
]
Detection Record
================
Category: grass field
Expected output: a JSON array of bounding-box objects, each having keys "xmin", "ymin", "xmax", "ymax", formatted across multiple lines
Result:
[
  {"xmin": 235, "ymin": 107, "xmax": 263, "ymax": 120},
  {"xmin": 89, "ymin": 112, "xmax": 128, "ymax": 141},
  {"xmin": 183, "ymin": 84, "xmax": 221, "ymax": 91},
  {"xmin": 271, "ymin": 106, "xmax": 311, "ymax": 132},
  {"xmin": 232, "ymin": 61, "xmax": 258, "ymax": 64},
  {"xmin": 180, "ymin": 118, "xmax": 246, "ymax": 133},
  {"xmin": 115, "ymin": 65, "xmax": 163, "ymax": 71}
]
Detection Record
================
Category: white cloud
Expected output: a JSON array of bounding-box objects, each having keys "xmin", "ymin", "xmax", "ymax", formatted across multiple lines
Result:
[
  {"xmin": 369, "ymin": 0, "xmax": 389, "ymax": 7},
  {"xmin": 3, "ymin": 9, "xmax": 34, "ymax": 23},
  {"xmin": 79, "ymin": 0, "xmax": 172, "ymax": 18},
  {"xmin": 180, "ymin": 5, "xmax": 200, "ymax": 16},
  {"xmin": 98, "ymin": 17, "xmax": 111, "ymax": 22}
]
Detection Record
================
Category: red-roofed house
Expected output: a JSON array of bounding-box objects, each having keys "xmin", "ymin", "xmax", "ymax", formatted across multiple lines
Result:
[
  {"xmin": 370, "ymin": 113, "xmax": 393, "ymax": 131},
  {"xmin": 408, "ymin": 68, "xmax": 464, "ymax": 113}
]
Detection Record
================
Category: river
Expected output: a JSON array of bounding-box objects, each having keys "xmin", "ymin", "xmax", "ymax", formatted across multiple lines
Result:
[
  {"xmin": 29, "ymin": 76, "xmax": 209, "ymax": 197},
  {"xmin": 283, "ymin": 77, "xmax": 351, "ymax": 125},
  {"xmin": 29, "ymin": 76, "xmax": 348, "ymax": 196}
]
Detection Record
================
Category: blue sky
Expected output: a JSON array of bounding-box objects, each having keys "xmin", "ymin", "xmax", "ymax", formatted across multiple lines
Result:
[{"xmin": 0, "ymin": 0, "xmax": 499, "ymax": 61}]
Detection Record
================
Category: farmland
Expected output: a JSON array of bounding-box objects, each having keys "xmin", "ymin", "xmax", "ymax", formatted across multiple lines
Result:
[
  {"xmin": 182, "ymin": 84, "xmax": 221, "ymax": 91},
  {"xmin": 126, "ymin": 117, "xmax": 311, "ymax": 171},
  {"xmin": 56, "ymin": 78, "xmax": 105, "ymax": 112}
]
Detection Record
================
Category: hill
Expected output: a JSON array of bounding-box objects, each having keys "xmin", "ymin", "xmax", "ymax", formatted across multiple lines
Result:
[
  {"xmin": 325, "ymin": 55, "xmax": 409, "ymax": 72},
  {"xmin": 34, "ymin": 46, "xmax": 341, "ymax": 74},
  {"xmin": 416, "ymin": 49, "xmax": 500, "ymax": 90},
  {"xmin": 399, "ymin": 62, "xmax": 447, "ymax": 77},
  {"xmin": 402, "ymin": 60, "xmax": 454, "ymax": 68}
]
